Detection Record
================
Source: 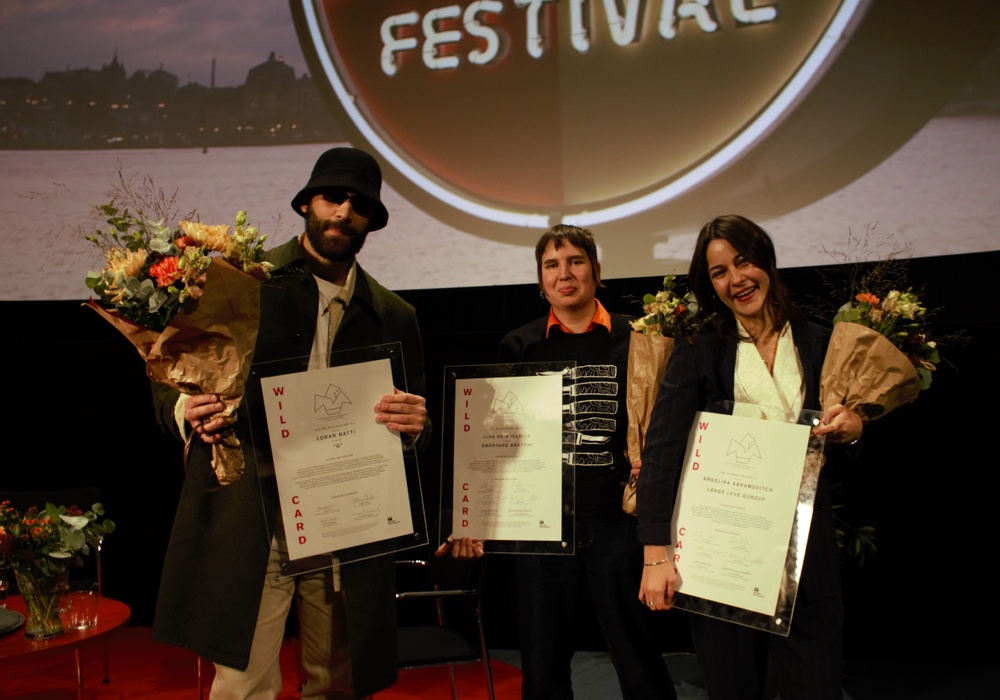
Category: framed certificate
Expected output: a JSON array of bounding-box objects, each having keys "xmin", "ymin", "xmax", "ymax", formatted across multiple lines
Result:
[
  {"xmin": 443, "ymin": 362, "xmax": 576, "ymax": 555},
  {"xmin": 244, "ymin": 342, "xmax": 427, "ymax": 576},
  {"xmin": 670, "ymin": 402, "xmax": 826, "ymax": 635}
]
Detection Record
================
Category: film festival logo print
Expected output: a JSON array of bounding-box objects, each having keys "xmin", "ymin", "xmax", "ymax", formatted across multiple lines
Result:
[
  {"xmin": 315, "ymin": 383, "xmax": 353, "ymax": 418},
  {"xmin": 727, "ymin": 433, "xmax": 762, "ymax": 465},
  {"xmin": 491, "ymin": 390, "xmax": 525, "ymax": 422}
]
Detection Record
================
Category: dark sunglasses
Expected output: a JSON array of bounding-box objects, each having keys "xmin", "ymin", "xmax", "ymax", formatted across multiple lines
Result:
[{"xmin": 320, "ymin": 189, "xmax": 375, "ymax": 218}]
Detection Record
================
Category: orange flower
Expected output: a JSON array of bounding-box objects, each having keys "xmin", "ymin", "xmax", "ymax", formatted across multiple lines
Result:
[
  {"xmin": 150, "ymin": 256, "xmax": 183, "ymax": 287},
  {"xmin": 855, "ymin": 292, "xmax": 880, "ymax": 306}
]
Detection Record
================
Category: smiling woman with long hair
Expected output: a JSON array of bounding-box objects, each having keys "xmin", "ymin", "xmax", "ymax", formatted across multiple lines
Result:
[{"xmin": 636, "ymin": 215, "xmax": 862, "ymax": 700}]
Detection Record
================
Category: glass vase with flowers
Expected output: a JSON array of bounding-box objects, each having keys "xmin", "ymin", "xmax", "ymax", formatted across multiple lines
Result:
[{"xmin": 0, "ymin": 501, "xmax": 114, "ymax": 639}]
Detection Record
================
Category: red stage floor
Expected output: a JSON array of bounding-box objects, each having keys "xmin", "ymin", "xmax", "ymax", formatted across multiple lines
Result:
[{"xmin": 0, "ymin": 626, "xmax": 519, "ymax": 699}]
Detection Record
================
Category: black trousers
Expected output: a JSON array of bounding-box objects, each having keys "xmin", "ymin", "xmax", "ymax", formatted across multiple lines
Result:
[
  {"xmin": 689, "ymin": 595, "xmax": 844, "ymax": 700},
  {"xmin": 515, "ymin": 517, "xmax": 676, "ymax": 700}
]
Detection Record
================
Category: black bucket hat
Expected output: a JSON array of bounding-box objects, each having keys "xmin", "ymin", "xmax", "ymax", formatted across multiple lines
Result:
[{"xmin": 291, "ymin": 147, "xmax": 389, "ymax": 231}]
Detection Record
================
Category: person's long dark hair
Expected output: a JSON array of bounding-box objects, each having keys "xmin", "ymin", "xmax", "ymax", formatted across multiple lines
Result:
[{"xmin": 688, "ymin": 215, "xmax": 800, "ymax": 344}]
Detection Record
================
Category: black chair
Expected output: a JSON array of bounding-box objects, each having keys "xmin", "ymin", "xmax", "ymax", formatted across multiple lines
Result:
[{"xmin": 395, "ymin": 511, "xmax": 495, "ymax": 700}]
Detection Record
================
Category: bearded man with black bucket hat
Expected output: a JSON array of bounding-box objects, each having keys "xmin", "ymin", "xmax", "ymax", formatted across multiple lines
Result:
[{"xmin": 151, "ymin": 148, "xmax": 428, "ymax": 699}]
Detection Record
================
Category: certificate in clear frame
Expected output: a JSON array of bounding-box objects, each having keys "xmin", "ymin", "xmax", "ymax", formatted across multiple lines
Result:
[
  {"xmin": 244, "ymin": 342, "xmax": 427, "ymax": 577},
  {"xmin": 443, "ymin": 361, "xmax": 576, "ymax": 555},
  {"xmin": 670, "ymin": 400, "xmax": 826, "ymax": 636}
]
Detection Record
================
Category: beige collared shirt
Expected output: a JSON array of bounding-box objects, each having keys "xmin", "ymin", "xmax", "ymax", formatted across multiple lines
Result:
[{"xmin": 309, "ymin": 260, "xmax": 357, "ymax": 370}]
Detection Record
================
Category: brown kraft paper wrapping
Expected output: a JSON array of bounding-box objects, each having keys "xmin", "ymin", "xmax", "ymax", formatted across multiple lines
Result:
[
  {"xmin": 86, "ymin": 258, "xmax": 261, "ymax": 485},
  {"xmin": 819, "ymin": 322, "xmax": 920, "ymax": 422},
  {"xmin": 623, "ymin": 333, "xmax": 675, "ymax": 515}
]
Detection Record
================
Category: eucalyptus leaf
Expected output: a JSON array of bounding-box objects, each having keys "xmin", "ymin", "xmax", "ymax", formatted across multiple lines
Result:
[
  {"xmin": 149, "ymin": 288, "xmax": 167, "ymax": 312},
  {"xmin": 917, "ymin": 368, "xmax": 932, "ymax": 391},
  {"xmin": 149, "ymin": 237, "xmax": 172, "ymax": 253},
  {"xmin": 124, "ymin": 276, "xmax": 143, "ymax": 295}
]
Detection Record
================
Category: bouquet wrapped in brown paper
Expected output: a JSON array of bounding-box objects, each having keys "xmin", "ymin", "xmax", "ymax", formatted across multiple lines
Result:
[
  {"xmin": 819, "ymin": 290, "xmax": 937, "ymax": 422},
  {"xmin": 85, "ymin": 205, "xmax": 272, "ymax": 485},
  {"xmin": 623, "ymin": 276, "xmax": 697, "ymax": 514}
]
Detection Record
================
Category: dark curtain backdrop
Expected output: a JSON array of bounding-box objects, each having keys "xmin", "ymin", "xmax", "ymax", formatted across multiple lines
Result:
[{"xmin": 3, "ymin": 250, "xmax": 997, "ymax": 663}]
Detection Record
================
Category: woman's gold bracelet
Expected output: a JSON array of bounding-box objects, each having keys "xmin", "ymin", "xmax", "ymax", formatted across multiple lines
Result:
[{"xmin": 643, "ymin": 558, "xmax": 670, "ymax": 567}]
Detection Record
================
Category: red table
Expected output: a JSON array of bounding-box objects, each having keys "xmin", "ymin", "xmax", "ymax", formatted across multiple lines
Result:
[{"xmin": 0, "ymin": 595, "xmax": 130, "ymax": 698}]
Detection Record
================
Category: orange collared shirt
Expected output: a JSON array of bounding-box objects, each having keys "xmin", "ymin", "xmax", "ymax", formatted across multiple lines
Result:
[{"xmin": 545, "ymin": 299, "xmax": 613, "ymax": 337}]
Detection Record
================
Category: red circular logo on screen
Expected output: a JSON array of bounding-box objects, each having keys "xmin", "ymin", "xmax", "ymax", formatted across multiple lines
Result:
[{"xmin": 293, "ymin": 1, "xmax": 866, "ymax": 239}]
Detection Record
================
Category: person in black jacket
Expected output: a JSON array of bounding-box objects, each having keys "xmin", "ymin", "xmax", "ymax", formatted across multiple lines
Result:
[
  {"xmin": 497, "ymin": 225, "xmax": 675, "ymax": 700},
  {"xmin": 153, "ymin": 148, "xmax": 428, "ymax": 699},
  {"xmin": 636, "ymin": 215, "xmax": 862, "ymax": 700}
]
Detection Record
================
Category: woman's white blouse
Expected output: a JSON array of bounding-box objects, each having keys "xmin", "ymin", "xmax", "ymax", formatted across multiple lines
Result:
[{"xmin": 733, "ymin": 321, "xmax": 805, "ymax": 422}]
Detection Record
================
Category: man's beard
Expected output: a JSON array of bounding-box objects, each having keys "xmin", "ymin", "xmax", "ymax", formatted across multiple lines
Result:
[{"xmin": 304, "ymin": 208, "xmax": 368, "ymax": 262}]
